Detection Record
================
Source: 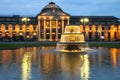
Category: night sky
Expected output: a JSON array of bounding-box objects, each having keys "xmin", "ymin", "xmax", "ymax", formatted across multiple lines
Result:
[{"xmin": 0, "ymin": 0, "xmax": 120, "ymax": 17}]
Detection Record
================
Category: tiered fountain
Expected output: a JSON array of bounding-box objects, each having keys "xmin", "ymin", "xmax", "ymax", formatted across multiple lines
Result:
[{"xmin": 56, "ymin": 25, "xmax": 89, "ymax": 53}]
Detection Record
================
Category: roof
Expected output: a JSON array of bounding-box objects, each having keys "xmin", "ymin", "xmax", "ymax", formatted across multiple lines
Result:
[
  {"xmin": 37, "ymin": 2, "xmax": 70, "ymax": 16},
  {"xmin": 70, "ymin": 16, "xmax": 117, "ymax": 19}
]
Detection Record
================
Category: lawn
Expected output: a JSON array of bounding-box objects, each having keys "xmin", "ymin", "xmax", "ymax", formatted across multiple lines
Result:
[{"xmin": 0, "ymin": 41, "xmax": 120, "ymax": 49}]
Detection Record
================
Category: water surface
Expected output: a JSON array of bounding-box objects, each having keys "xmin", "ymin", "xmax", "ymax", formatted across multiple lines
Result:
[{"xmin": 0, "ymin": 47, "xmax": 120, "ymax": 80}]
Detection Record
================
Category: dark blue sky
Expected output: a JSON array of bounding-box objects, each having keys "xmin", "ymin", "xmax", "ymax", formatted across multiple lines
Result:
[{"xmin": 0, "ymin": 0, "xmax": 120, "ymax": 17}]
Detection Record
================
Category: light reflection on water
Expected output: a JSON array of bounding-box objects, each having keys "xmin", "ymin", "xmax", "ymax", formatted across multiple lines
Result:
[
  {"xmin": 22, "ymin": 52, "xmax": 32, "ymax": 80},
  {"xmin": 0, "ymin": 47, "xmax": 120, "ymax": 80}
]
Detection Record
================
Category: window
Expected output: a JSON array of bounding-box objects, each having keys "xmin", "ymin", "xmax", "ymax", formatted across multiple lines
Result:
[
  {"xmin": 33, "ymin": 27, "xmax": 36, "ymax": 30},
  {"xmin": 20, "ymin": 26, "xmax": 22, "ymax": 30},
  {"xmin": 13, "ymin": 26, "xmax": 15, "ymax": 30},
  {"xmin": 6, "ymin": 26, "xmax": 8, "ymax": 30},
  {"xmin": 102, "ymin": 27, "xmax": 104, "ymax": 30}
]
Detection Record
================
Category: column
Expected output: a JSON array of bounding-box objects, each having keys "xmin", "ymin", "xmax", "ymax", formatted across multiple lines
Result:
[
  {"xmin": 67, "ymin": 19, "xmax": 70, "ymax": 25},
  {"xmin": 110, "ymin": 30, "xmax": 114, "ymax": 42},
  {"xmin": 104, "ymin": 31, "xmax": 108, "ymax": 41},
  {"xmin": 99, "ymin": 32, "xmax": 101, "ymax": 41},
  {"xmin": 50, "ymin": 19, "xmax": 52, "ymax": 41},
  {"xmin": 62, "ymin": 19, "xmax": 64, "ymax": 33},
  {"xmin": 56, "ymin": 19, "xmax": 58, "ymax": 41},
  {"xmin": 86, "ymin": 31, "xmax": 89, "ymax": 41},
  {"xmin": 38, "ymin": 19, "xmax": 41, "ymax": 41},
  {"xmin": 92, "ymin": 32, "xmax": 95, "ymax": 41},
  {"xmin": 44, "ymin": 19, "xmax": 46, "ymax": 41}
]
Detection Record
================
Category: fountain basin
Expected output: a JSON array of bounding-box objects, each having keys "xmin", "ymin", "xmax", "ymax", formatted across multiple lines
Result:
[
  {"xmin": 56, "ymin": 25, "xmax": 90, "ymax": 53},
  {"xmin": 56, "ymin": 42, "xmax": 89, "ymax": 53}
]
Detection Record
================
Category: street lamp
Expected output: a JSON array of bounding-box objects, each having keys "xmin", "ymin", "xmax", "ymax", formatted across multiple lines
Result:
[
  {"xmin": 80, "ymin": 18, "xmax": 89, "ymax": 40},
  {"xmin": 21, "ymin": 17, "xmax": 30, "ymax": 42},
  {"xmin": 80, "ymin": 18, "xmax": 89, "ymax": 24},
  {"xmin": 22, "ymin": 17, "xmax": 30, "ymax": 23}
]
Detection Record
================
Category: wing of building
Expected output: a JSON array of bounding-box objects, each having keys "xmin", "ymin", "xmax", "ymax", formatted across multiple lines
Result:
[{"xmin": 0, "ymin": 2, "xmax": 120, "ymax": 42}]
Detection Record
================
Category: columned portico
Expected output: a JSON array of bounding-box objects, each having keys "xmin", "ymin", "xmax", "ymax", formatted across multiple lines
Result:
[
  {"xmin": 37, "ymin": 2, "xmax": 70, "ymax": 41},
  {"xmin": 36, "ymin": 1, "xmax": 120, "ymax": 42}
]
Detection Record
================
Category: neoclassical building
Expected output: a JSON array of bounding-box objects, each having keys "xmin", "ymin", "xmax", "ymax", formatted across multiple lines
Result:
[
  {"xmin": 37, "ymin": 2, "xmax": 70, "ymax": 41},
  {"xmin": 0, "ymin": 16, "xmax": 38, "ymax": 41},
  {"xmin": 0, "ymin": 2, "xmax": 120, "ymax": 42}
]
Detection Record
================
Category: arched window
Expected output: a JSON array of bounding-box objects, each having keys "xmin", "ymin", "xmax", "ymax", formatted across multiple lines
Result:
[
  {"xmin": 28, "ymin": 25, "xmax": 34, "ymax": 31},
  {"xmin": 33, "ymin": 26, "xmax": 36, "ymax": 30},
  {"xmin": 22, "ymin": 24, "xmax": 26, "ymax": 32},
  {"xmin": 80, "ymin": 25, "xmax": 83, "ymax": 32},
  {"xmin": 91, "ymin": 25, "xmax": 96, "ymax": 32},
  {"xmin": 15, "ymin": 24, "xmax": 20, "ymax": 32},
  {"xmin": 98, "ymin": 25, "xmax": 102, "ymax": 31},
  {"xmin": 1, "ymin": 24, "xmax": 6, "ymax": 32},
  {"xmin": 8, "ymin": 24, "xmax": 13, "ymax": 31},
  {"xmin": 102, "ymin": 27, "xmax": 104, "ymax": 30},
  {"xmin": 85, "ymin": 25, "xmax": 90, "ymax": 31},
  {"xmin": 6, "ymin": 26, "xmax": 8, "ymax": 30}
]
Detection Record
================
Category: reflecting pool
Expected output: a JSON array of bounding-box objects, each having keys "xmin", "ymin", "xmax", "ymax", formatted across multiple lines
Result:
[{"xmin": 0, "ymin": 47, "xmax": 120, "ymax": 80}]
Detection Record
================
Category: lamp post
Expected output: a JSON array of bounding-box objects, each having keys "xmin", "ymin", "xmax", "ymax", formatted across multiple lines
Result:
[
  {"xmin": 21, "ymin": 17, "xmax": 30, "ymax": 42},
  {"xmin": 80, "ymin": 18, "xmax": 89, "ymax": 40}
]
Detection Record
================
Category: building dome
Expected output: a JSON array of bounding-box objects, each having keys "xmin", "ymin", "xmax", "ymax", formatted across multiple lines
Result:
[
  {"xmin": 38, "ymin": 2, "xmax": 70, "ymax": 16},
  {"xmin": 42, "ymin": 2, "xmax": 62, "ymax": 11}
]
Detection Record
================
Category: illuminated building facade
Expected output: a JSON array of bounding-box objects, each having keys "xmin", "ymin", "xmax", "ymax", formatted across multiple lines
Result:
[
  {"xmin": 0, "ymin": 2, "xmax": 120, "ymax": 42},
  {"xmin": 37, "ymin": 2, "xmax": 70, "ymax": 41},
  {"xmin": 0, "ymin": 15, "xmax": 38, "ymax": 41}
]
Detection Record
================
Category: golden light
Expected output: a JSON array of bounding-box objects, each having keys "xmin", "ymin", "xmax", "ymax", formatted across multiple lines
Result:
[
  {"xmin": 66, "ymin": 16, "xmax": 70, "ymax": 19},
  {"xmin": 61, "ymin": 16, "xmax": 65, "ymax": 20},
  {"xmin": 26, "ymin": 35, "xmax": 30, "ymax": 38},
  {"xmin": 33, "ymin": 32, "xmax": 36, "ymax": 35},
  {"xmin": 80, "ymin": 54, "xmax": 90, "ymax": 80},
  {"xmin": 49, "ymin": 16, "xmax": 53, "ymax": 19},
  {"xmin": 58, "ymin": 33, "xmax": 61, "ymax": 34},
  {"xmin": 27, "ymin": 18, "xmax": 30, "ymax": 21},
  {"xmin": 98, "ymin": 30, "xmax": 100, "ymax": 32},
  {"xmin": 38, "ymin": 16, "xmax": 42, "ymax": 19},
  {"xmin": 43, "ymin": 16, "xmax": 46, "ymax": 19},
  {"xmin": 6, "ymin": 32, "xmax": 9, "ymax": 35},
  {"xmin": 46, "ymin": 33, "xmax": 50, "ymax": 34},
  {"xmin": 80, "ymin": 19, "xmax": 84, "ymax": 23},
  {"xmin": 52, "ymin": 32, "xmax": 55, "ymax": 34},
  {"xmin": 21, "ymin": 17, "xmax": 30, "ymax": 22},
  {"xmin": 110, "ymin": 48, "xmax": 117, "ymax": 69},
  {"xmin": 84, "ymin": 18, "xmax": 89, "ymax": 22},
  {"xmin": 114, "ymin": 27, "xmax": 117, "ymax": 31},
  {"xmin": 80, "ymin": 18, "xmax": 89, "ymax": 23},
  {"xmin": 22, "ymin": 52, "xmax": 32, "ymax": 80},
  {"xmin": 19, "ymin": 33, "xmax": 23, "ymax": 35}
]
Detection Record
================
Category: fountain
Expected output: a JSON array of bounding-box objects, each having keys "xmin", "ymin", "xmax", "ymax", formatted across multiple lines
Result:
[{"xmin": 56, "ymin": 25, "xmax": 90, "ymax": 53}]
